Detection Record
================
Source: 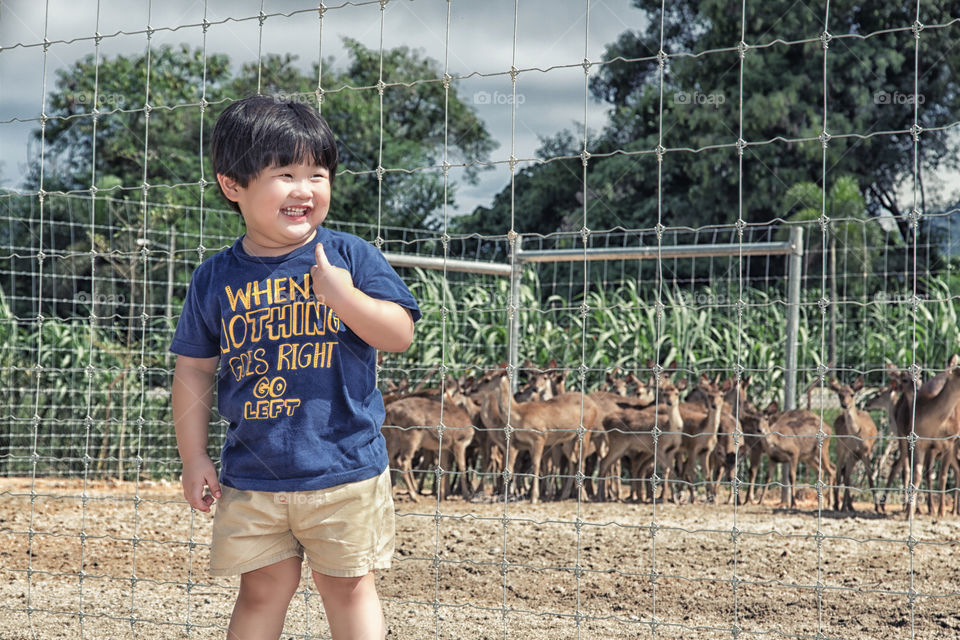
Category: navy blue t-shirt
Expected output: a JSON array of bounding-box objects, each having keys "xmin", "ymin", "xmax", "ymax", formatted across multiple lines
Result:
[{"xmin": 170, "ymin": 226, "xmax": 421, "ymax": 492}]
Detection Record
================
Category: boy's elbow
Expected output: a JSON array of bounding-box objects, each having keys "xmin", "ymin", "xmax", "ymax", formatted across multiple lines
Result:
[{"xmin": 384, "ymin": 311, "xmax": 415, "ymax": 353}]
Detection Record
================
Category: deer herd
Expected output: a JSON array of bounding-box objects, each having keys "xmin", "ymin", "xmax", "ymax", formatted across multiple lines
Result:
[{"xmin": 380, "ymin": 357, "xmax": 960, "ymax": 518}]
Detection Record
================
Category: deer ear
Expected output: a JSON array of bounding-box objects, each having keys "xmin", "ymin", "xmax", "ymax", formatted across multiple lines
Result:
[
  {"xmin": 765, "ymin": 401, "xmax": 779, "ymax": 415},
  {"xmin": 852, "ymin": 376, "xmax": 864, "ymax": 392},
  {"xmin": 828, "ymin": 378, "xmax": 841, "ymax": 391},
  {"xmin": 949, "ymin": 354, "xmax": 960, "ymax": 368},
  {"xmin": 886, "ymin": 363, "xmax": 900, "ymax": 380}
]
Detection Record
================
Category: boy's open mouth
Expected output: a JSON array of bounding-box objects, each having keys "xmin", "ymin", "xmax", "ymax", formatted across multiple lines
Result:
[{"xmin": 280, "ymin": 206, "xmax": 310, "ymax": 219}]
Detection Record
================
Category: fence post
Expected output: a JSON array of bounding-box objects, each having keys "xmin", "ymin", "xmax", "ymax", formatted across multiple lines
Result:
[
  {"xmin": 782, "ymin": 226, "xmax": 804, "ymax": 505},
  {"xmin": 508, "ymin": 234, "xmax": 522, "ymax": 393},
  {"xmin": 784, "ymin": 226, "xmax": 804, "ymax": 411}
]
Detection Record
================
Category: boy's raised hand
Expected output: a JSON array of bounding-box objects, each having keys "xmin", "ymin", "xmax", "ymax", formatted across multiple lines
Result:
[{"xmin": 311, "ymin": 242, "xmax": 354, "ymax": 307}]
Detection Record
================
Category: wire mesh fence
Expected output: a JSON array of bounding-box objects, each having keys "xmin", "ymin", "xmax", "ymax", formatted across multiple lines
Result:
[{"xmin": 2, "ymin": 0, "xmax": 960, "ymax": 639}]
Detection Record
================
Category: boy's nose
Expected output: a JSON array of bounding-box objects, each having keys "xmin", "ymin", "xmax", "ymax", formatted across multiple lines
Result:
[{"xmin": 290, "ymin": 181, "xmax": 311, "ymax": 198}]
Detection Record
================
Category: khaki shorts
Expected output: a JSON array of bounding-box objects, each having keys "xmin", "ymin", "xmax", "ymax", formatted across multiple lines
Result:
[{"xmin": 210, "ymin": 469, "xmax": 395, "ymax": 578}]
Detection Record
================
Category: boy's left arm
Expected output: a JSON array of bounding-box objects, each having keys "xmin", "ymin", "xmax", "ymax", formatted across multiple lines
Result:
[{"xmin": 311, "ymin": 243, "xmax": 414, "ymax": 352}]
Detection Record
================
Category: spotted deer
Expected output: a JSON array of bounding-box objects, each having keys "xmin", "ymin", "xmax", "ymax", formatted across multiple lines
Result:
[
  {"xmin": 597, "ymin": 378, "xmax": 686, "ymax": 503},
  {"xmin": 828, "ymin": 377, "xmax": 879, "ymax": 512},
  {"xmin": 587, "ymin": 375, "xmax": 657, "ymax": 501},
  {"xmin": 488, "ymin": 370, "xmax": 600, "ymax": 504},
  {"xmin": 892, "ymin": 361, "xmax": 960, "ymax": 519},
  {"xmin": 758, "ymin": 408, "xmax": 835, "ymax": 509},
  {"xmin": 680, "ymin": 376, "xmax": 727, "ymax": 503},
  {"xmin": 383, "ymin": 389, "xmax": 475, "ymax": 502}
]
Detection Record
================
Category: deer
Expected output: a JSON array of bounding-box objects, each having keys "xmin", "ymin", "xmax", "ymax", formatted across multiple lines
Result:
[
  {"xmin": 864, "ymin": 375, "xmax": 901, "ymax": 513},
  {"xmin": 680, "ymin": 377, "xmax": 727, "ymax": 503},
  {"xmin": 892, "ymin": 361, "xmax": 960, "ymax": 519},
  {"xmin": 383, "ymin": 387, "xmax": 476, "ymax": 502},
  {"xmin": 586, "ymin": 373, "xmax": 657, "ymax": 501},
  {"xmin": 597, "ymin": 377, "xmax": 686, "ymax": 503},
  {"xmin": 757, "ymin": 407, "xmax": 835, "ymax": 509},
  {"xmin": 485, "ymin": 370, "xmax": 600, "ymax": 504},
  {"xmin": 828, "ymin": 377, "xmax": 879, "ymax": 512},
  {"xmin": 734, "ymin": 406, "xmax": 772, "ymax": 505},
  {"xmin": 685, "ymin": 374, "xmax": 750, "ymax": 504}
]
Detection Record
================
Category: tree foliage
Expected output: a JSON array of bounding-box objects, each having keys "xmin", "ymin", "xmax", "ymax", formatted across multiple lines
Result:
[
  {"xmin": 454, "ymin": 0, "xmax": 960, "ymax": 247},
  {"xmin": 14, "ymin": 40, "xmax": 495, "ymax": 322}
]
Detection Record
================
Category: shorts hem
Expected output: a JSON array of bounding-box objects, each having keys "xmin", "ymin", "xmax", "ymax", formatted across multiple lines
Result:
[
  {"xmin": 210, "ymin": 548, "xmax": 302, "ymax": 577},
  {"xmin": 306, "ymin": 559, "xmax": 392, "ymax": 578}
]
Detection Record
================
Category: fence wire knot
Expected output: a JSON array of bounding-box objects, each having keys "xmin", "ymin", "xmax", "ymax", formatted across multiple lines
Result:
[
  {"xmin": 820, "ymin": 31, "xmax": 832, "ymax": 49},
  {"xmin": 818, "ymin": 130, "xmax": 831, "ymax": 147},
  {"xmin": 912, "ymin": 20, "xmax": 925, "ymax": 38},
  {"xmin": 737, "ymin": 41, "xmax": 748, "ymax": 59}
]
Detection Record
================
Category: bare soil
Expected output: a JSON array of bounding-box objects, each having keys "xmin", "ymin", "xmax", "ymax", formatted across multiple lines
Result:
[{"xmin": 2, "ymin": 478, "xmax": 959, "ymax": 639}]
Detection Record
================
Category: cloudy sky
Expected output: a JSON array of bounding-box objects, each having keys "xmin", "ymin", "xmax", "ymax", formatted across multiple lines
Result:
[
  {"xmin": 2, "ymin": 1, "xmax": 956, "ymax": 218},
  {"xmin": 0, "ymin": 0, "xmax": 648, "ymax": 216}
]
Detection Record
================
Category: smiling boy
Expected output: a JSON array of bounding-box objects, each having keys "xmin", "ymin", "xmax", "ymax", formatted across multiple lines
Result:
[{"xmin": 170, "ymin": 96, "xmax": 419, "ymax": 640}]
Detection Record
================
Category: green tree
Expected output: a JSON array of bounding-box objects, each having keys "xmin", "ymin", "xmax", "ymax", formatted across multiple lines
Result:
[
  {"xmin": 782, "ymin": 175, "xmax": 880, "ymax": 364},
  {"xmin": 455, "ymin": 1, "xmax": 960, "ymax": 248},
  {"xmin": 16, "ymin": 40, "xmax": 495, "ymax": 323}
]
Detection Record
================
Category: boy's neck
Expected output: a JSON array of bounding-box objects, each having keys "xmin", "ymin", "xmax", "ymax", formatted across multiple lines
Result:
[{"xmin": 241, "ymin": 228, "xmax": 319, "ymax": 257}]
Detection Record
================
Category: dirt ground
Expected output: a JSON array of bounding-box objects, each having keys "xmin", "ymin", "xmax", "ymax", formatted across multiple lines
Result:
[{"xmin": 2, "ymin": 477, "xmax": 960, "ymax": 640}]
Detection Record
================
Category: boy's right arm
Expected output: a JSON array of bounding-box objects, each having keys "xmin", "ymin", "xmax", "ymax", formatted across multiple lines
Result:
[{"xmin": 172, "ymin": 354, "xmax": 222, "ymax": 512}]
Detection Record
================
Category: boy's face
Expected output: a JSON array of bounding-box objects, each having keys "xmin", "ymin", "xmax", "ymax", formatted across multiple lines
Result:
[{"xmin": 218, "ymin": 162, "xmax": 331, "ymax": 257}]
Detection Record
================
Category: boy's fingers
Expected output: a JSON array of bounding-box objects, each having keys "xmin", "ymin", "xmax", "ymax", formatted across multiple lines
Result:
[
  {"xmin": 208, "ymin": 474, "xmax": 222, "ymax": 500},
  {"xmin": 314, "ymin": 242, "xmax": 331, "ymax": 269}
]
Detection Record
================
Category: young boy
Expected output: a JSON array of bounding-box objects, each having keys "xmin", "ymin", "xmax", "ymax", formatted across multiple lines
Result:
[{"xmin": 170, "ymin": 95, "xmax": 419, "ymax": 640}]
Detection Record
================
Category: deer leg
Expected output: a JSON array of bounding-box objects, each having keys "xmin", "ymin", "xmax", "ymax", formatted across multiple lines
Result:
[
  {"xmin": 528, "ymin": 440, "xmax": 546, "ymax": 505},
  {"xmin": 397, "ymin": 436, "xmax": 422, "ymax": 502},
  {"xmin": 907, "ymin": 454, "xmax": 924, "ymax": 521},
  {"xmin": 886, "ymin": 440, "xmax": 909, "ymax": 513},
  {"xmin": 703, "ymin": 452, "xmax": 714, "ymax": 503},
  {"xmin": 787, "ymin": 460, "xmax": 798, "ymax": 509},
  {"xmin": 858, "ymin": 451, "xmax": 879, "ymax": 513},
  {"xmin": 681, "ymin": 449, "xmax": 697, "ymax": 504},
  {"xmin": 832, "ymin": 452, "xmax": 843, "ymax": 511},
  {"xmin": 455, "ymin": 442, "xmax": 473, "ymax": 501},
  {"xmin": 743, "ymin": 447, "xmax": 761, "ymax": 505},
  {"xmin": 598, "ymin": 440, "xmax": 628, "ymax": 503}
]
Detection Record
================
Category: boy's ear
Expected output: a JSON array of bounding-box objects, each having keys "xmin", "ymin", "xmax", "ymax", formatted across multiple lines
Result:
[{"xmin": 216, "ymin": 174, "xmax": 243, "ymax": 202}]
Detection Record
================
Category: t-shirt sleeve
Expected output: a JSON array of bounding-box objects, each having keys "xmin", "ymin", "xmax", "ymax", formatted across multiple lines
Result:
[
  {"xmin": 351, "ymin": 241, "xmax": 422, "ymax": 323},
  {"xmin": 169, "ymin": 266, "xmax": 221, "ymax": 358}
]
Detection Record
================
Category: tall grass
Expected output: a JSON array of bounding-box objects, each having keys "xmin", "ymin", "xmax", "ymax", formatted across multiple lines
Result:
[{"xmin": 2, "ymin": 267, "xmax": 957, "ymax": 478}]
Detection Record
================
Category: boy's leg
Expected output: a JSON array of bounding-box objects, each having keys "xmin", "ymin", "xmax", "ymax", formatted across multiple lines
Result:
[
  {"xmin": 311, "ymin": 570, "xmax": 385, "ymax": 640},
  {"xmin": 228, "ymin": 556, "xmax": 302, "ymax": 640}
]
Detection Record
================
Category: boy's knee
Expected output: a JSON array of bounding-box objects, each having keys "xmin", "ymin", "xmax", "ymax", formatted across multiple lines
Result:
[
  {"xmin": 238, "ymin": 557, "xmax": 302, "ymax": 607},
  {"xmin": 312, "ymin": 571, "xmax": 375, "ymax": 601}
]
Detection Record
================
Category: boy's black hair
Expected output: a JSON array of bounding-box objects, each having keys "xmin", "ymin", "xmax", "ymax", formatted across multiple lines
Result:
[{"xmin": 211, "ymin": 95, "xmax": 339, "ymax": 213}]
